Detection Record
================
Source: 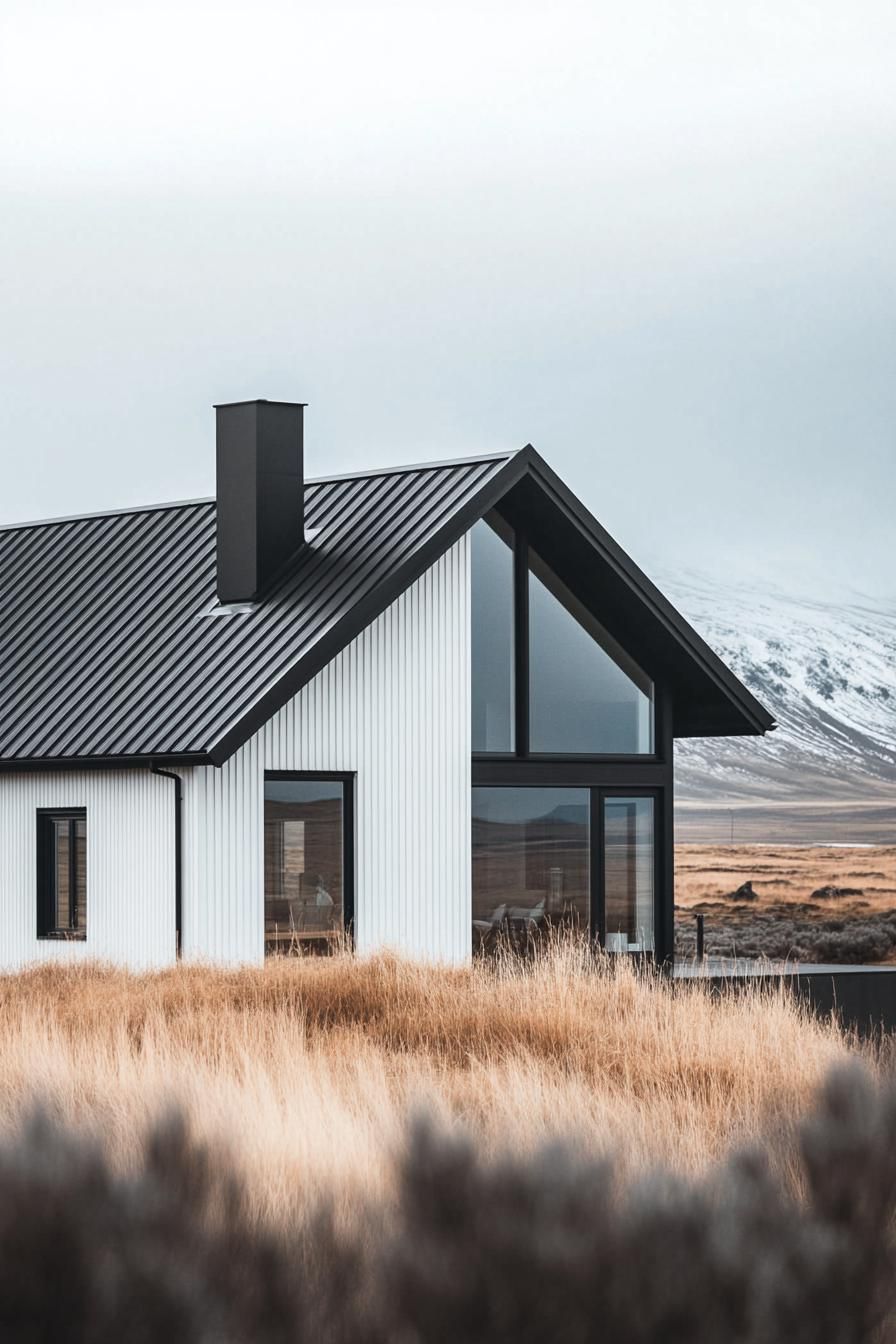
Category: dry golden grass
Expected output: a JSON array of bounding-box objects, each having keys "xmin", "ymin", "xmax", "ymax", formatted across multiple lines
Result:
[
  {"xmin": 0, "ymin": 943, "xmax": 857, "ymax": 1227},
  {"xmin": 676, "ymin": 844, "xmax": 896, "ymax": 909}
]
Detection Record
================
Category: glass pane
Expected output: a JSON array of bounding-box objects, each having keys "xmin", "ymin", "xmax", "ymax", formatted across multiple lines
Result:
[
  {"xmin": 604, "ymin": 797, "xmax": 654, "ymax": 953},
  {"xmin": 264, "ymin": 780, "xmax": 344, "ymax": 955},
  {"xmin": 528, "ymin": 550, "xmax": 654, "ymax": 754},
  {"xmin": 472, "ymin": 787, "xmax": 589, "ymax": 952},
  {"xmin": 53, "ymin": 820, "xmax": 71, "ymax": 930},
  {"xmin": 471, "ymin": 516, "xmax": 515, "ymax": 753}
]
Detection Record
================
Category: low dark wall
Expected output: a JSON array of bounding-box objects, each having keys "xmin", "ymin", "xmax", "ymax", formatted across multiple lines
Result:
[
  {"xmin": 687, "ymin": 968, "xmax": 896, "ymax": 1037},
  {"xmin": 785, "ymin": 970, "xmax": 896, "ymax": 1037}
]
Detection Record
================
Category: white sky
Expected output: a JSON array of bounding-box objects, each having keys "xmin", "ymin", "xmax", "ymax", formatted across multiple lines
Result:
[{"xmin": 2, "ymin": 0, "xmax": 894, "ymax": 598}]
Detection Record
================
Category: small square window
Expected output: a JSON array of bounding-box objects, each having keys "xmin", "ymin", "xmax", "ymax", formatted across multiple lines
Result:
[{"xmin": 36, "ymin": 810, "xmax": 87, "ymax": 940}]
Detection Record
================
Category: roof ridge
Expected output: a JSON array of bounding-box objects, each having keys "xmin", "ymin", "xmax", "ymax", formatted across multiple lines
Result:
[
  {"xmin": 306, "ymin": 449, "xmax": 514, "ymax": 486},
  {"xmin": 0, "ymin": 450, "xmax": 518, "ymax": 536},
  {"xmin": 0, "ymin": 497, "xmax": 215, "ymax": 535}
]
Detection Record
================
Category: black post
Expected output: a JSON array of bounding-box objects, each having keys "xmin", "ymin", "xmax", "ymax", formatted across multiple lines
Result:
[{"xmin": 696, "ymin": 913, "xmax": 705, "ymax": 963}]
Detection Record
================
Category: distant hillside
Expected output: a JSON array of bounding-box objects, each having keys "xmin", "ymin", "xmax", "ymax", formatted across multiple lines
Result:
[{"xmin": 662, "ymin": 571, "xmax": 896, "ymax": 807}]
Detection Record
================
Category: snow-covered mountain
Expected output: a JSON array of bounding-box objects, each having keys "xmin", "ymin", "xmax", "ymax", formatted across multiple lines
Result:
[{"xmin": 662, "ymin": 571, "xmax": 896, "ymax": 803}]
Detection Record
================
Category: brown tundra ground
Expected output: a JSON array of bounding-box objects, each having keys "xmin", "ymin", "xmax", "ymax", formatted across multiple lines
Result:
[{"xmin": 675, "ymin": 844, "xmax": 896, "ymax": 963}]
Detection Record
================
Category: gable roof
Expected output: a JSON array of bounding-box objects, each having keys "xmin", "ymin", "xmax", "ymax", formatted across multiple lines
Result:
[{"xmin": 0, "ymin": 446, "xmax": 773, "ymax": 769}]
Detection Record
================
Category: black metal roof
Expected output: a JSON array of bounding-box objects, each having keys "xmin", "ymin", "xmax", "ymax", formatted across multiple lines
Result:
[{"xmin": 0, "ymin": 446, "xmax": 773, "ymax": 768}]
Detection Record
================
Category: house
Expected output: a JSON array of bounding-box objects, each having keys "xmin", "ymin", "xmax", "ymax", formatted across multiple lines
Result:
[{"xmin": 0, "ymin": 400, "xmax": 774, "ymax": 969}]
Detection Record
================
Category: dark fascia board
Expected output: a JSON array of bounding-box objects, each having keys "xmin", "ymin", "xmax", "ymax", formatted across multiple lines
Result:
[
  {"xmin": 207, "ymin": 450, "xmax": 532, "ymax": 764},
  {"xmin": 0, "ymin": 752, "xmax": 212, "ymax": 774},
  {"xmin": 517, "ymin": 447, "xmax": 776, "ymax": 737},
  {"xmin": 208, "ymin": 443, "xmax": 773, "ymax": 767}
]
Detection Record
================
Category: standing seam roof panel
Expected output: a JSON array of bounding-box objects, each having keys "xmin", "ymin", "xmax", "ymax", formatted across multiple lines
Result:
[
  {"xmin": 2, "ymin": 510, "xmax": 210, "ymax": 742},
  {"xmin": 0, "ymin": 457, "xmax": 512, "ymax": 762},
  {"xmin": 107, "ymin": 463, "xmax": 498, "ymax": 756},
  {"xmin": 1, "ymin": 508, "xmax": 214, "ymax": 759},
  {"xmin": 78, "ymin": 474, "xmax": 449, "ymax": 754},
  {"xmin": 125, "ymin": 461, "xmax": 500, "ymax": 756}
]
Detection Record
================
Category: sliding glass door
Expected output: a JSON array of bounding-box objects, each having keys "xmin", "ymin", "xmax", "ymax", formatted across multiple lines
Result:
[{"xmin": 471, "ymin": 786, "xmax": 657, "ymax": 954}]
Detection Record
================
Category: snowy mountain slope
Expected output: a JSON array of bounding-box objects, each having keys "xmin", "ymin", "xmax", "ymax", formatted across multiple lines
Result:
[{"xmin": 661, "ymin": 571, "xmax": 896, "ymax": 802}]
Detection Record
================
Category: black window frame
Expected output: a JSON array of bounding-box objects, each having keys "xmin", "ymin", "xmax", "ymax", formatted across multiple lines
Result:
[
  {"xmin": 470, "ymin": 509, "xmax": 676, "ymax": 961},
  {"xmin": 263, "ymin": 771, "xmax": 355, "ymax": 947},
  {"xmin": 36, "ymin": 807, "xmax": 87, "ymax": 941},
  {"xmin": 473, "ymin": 513, "xmax": 662, "ymax": 765},
  {"xmin": 471, "ymin": 782, "xmax": 661, "ymax": 954},
  {"xmin": 592, "ymin": 787, "xmax": 660, "ymax": 952}
]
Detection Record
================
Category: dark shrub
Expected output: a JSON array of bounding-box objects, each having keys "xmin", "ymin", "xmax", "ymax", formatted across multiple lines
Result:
[
  {"xmin": 382, "ymin": 1064, "xmax": 896, "ymax": 1344},
  {"xmin": 676, "ymin": 908, "xmax": 896, "ymax": 964},
  {"xmin": 0, "ymin": 1109, "xmax": 309, "ymax": 1344},
  {"xmin": 812, "ymin": 886, "xmax": 866, "ymax": 900},
  {"xmin": 1, "ymin": 1064, "xmax": 896, "ymax": 1342}
]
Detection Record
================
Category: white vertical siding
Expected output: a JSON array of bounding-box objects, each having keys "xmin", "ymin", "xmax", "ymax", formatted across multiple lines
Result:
[
  {"xmin": 181, "ymin": 742, "xmax": 263, "ymax": 963},
  {"xmin": 182, "ymin": 536, "xmax": 472, "ymax": 964},
  {"xmin": 0, "ymin": 770, "xmax": 176, "ymax": 970}
]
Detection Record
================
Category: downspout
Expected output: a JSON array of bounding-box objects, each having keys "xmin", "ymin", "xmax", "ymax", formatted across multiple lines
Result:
[{"xmin": 150, "ymin": 764, "xmax": 182, "ymax": 957}]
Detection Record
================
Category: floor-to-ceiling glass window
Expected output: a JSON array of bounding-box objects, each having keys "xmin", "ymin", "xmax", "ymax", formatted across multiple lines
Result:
[
  {"xmin": 470, "ymin": 510, "xmax": 664, "ymax": 955},
  {"xmin": 472, "ymin": 787, "xmax": 589, "ymax": 951},
  {"xmin": 603, "ymin": 796, "xmax": 655, "ymax": 953},
  {"xmin": 264, "ymin": 777, "xmax": 351, "ymax": 954}
]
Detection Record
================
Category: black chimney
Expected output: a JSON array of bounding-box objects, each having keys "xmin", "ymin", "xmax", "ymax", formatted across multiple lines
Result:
[{"xmin": 215, "ymin": 399, "xmax": 305, "ymax": 603}]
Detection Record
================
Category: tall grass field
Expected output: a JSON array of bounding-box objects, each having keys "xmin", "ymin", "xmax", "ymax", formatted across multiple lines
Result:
[
  {"xmin": 0, "ymin": 946, "xmax": 848, "ymax": 1218},
  {"xmin": 1, "ymin": 945, "xmax": 895, "ymax": 1342}
]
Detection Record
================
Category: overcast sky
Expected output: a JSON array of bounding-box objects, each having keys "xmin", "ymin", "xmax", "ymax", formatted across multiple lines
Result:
[{"xmin": 2, "ymin": 0, "xmax": 894, "ymax": 599}]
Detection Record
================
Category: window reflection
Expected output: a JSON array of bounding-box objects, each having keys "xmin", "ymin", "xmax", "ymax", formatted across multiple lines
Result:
[
  {"xmin": 264, "ymin": 780, "xmax": 345, "ymax": 954},
  {"xmin": 37, "ymin": 812, "xmax": 87, "ymax": 940},
  {"xmin": 471, "ymin": 516, "xmax": 515, "ymax": 753},
  {"xmin": 54, "ymin": 816, "xmax": 87, "ymax": 933},
  {"xmin": 472, "ymin": 787, "xmax": 589, "ymax": 951},
  {"xmin": 528, "ymin": 550, "xmax": 654, "ymax": 755},
  {"xmin": 604, "ymin": 796, "xmax": 655, "ymax": 953}
]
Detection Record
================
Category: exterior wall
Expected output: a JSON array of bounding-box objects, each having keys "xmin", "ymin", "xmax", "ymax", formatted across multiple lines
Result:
[
  {"xmin": 0, "ymin": 769, "xmax": 176, "ymax": 970},
  {"xmin": 181, "ymin": 536, "xmax": 472, "ymax": 964}
]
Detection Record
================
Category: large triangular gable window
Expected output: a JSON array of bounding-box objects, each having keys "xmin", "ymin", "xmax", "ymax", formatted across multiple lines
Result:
[
  {"xmin": 528, "ymin": 550, "xmax": 654, "ymax": 755},
  {"xmin": 471, "ymin": 516, "xmax": 655, "ymax": 756}
]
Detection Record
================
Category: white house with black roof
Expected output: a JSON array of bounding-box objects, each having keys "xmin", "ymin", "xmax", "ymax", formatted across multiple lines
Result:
[{"xmin": 0, "ymin": 400, "xmax": 774, "ymax": 968}]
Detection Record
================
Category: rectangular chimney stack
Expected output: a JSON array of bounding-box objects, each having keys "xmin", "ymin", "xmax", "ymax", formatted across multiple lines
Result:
[{"xmin": 215, "ymin": 399, "xmax": 306, "ymax": 604}]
